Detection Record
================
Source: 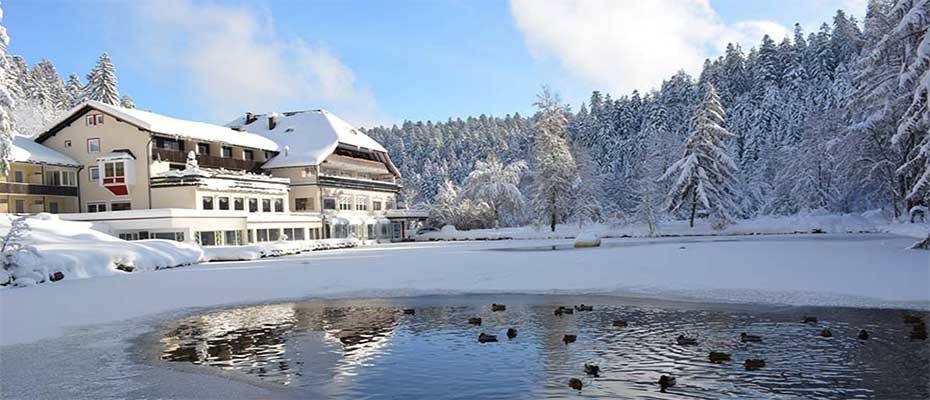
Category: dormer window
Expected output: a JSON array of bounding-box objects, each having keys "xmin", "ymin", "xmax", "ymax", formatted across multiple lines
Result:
[{"xmin": 197, "ymin": 143, "xmax": 210, "ymax": 155}]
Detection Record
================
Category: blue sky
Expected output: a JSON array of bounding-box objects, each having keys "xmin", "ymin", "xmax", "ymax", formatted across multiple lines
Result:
[{"xmin": 4, "ymin": 0, "xmax": 863, "ymax": 127}]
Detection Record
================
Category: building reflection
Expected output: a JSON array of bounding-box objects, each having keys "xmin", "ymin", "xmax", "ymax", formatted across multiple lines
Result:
[{"xmin": 160, "ymin": 302, "xmax": 399, "ymax": 385}]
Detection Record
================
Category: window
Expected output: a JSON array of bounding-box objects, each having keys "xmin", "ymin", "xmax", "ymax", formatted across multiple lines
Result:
[
  {"xmin": 202, "ymin": 196, "xmax": 214, "ymax": 210},
  {"xmin": 262, "ymin": 198, "xmax": 271, "ymax": 212},
  {"xmin": 118, "ymin": 233, "xmax": 139, "ymax": 241},
  {"xmin": 295, "ymin": 198, "xmax": 309, "ymax": 211},
  {"xmin": 257, "ymin": 229, "xmax": 269, "ymax": 242},
  {"xmin": 85, "ymin": 114, "xmax": 104, "ymax": 126},
  {"xmin": 218, "ymin": 197, "xmax": 229, "ymax": 210},
  {"xmin": 283, "ymin": 228, "xmax": 293, "ymax": 241},
  {"xmin": 367, "ymin": 224, "xmax": 375, "ymax": 239},
  {"xmin": 14, "ymin": 200, "xmax": 24, "ymax": 213},
  {"xmin": 293, "ymin": 228, "xmax": 305, "ymax": 241},
  {"xmin": 155, "ymin": 137, "xmax": 183, "ymax": 151},
  {"xmin": 373, "ymin": 200, "xmax": 382, "ymax": 211},
  {"xmin": 243, "ymin": 150, "xmax": 254, "ymax": 160},
  {"xmin": 274, "ymin": 198, "xmax": 284, "ymax": 212},
  {"xmin": 62, "ymin": 171, "xmax": 76, "ymax": 186},
  {"xmin": 224, "ymin": 230, "xmax": 241, "ymax": 246},
  {"xmin": 196, "ymin": 231, "xmax": 218, "ymax": 246},
  {"xmin": 386, "ymin": 198, "xmax": 395, "ymax": 210},
  {"xmin": 323, "ymin": 198, "xmax": 336, "ymax": 210},
  {"xmin": 197, "ymin": 143, "xmax": 210, "ymax": 155},
  {"xmin": 89, "ymin": 167, "xmax": 100, "ymax": 182},
  {"xmin": 339, "ymin": 196, "xmax": 352, "ymax": 211},
  {"xmin": 104, "ymin": 162, "xmax": 124, "ymax": 179},
  {"xmin": 64, "ymin": 140, "xmax": 72, "ymax": 148},
  {"xmin": 87, "ymin": 202, "xmax": 107, "ymax": 213},
  {"xmin": 87, "ymin": 138, "xmax": 101, "ymax": 153},
  {"xmin": 264, "ymin": 151, "xmax": 274, "ymax": 160},
  {"xmin": 221, "ymin": 146, "xmax": 233, "ymax": 158},
  {"xmin": 268, "ymin": 229, "xmax": 280, "ymax": 241},
  {"xmin": 356, "ymin": 196, "xmax": 368, "ymax": 211},
  {"xmin": 153, "ymin": 232, "xmax": 184, "ymax": 242},
  {"xmin": 111, "ymin": 202, "xmax": 131, "ymax": 211},
  {"xmin": 234, "ymin": 197, "xmax": 244, "ymax": 211},
  {"xmin": 45, "ymin": 171, "xmax": 61, "ymax": 186},
  {"xmin": 13, "ymin": 170, "xmax": 23, "ymax": 183},
  {"xmin": 49, "ymin": 202, "xmax": 59, "ymax": 213},
  {"xmin": 248, "ymin": 198, "xmax": 258, "ymax": 212}
]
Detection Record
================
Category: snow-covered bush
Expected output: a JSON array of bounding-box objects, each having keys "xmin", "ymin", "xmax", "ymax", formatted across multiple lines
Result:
[{"xmin": 0, "ymin": 216, "xmax": 38, "ymax": 286}]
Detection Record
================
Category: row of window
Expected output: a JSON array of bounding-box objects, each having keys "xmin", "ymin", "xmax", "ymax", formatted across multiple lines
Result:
[
  {"xmin": 313, "ymin": 196, "xmax": 393, "ymax": 212},
  {"xmin": 155, "ymin": 137, "xmax": 272, "ymax": 161},
  {"xmin": 201, "ymin": 196, "xmax": 286, "ymax": 213},
  {"xmin": 191, "ymin": 227, "xmax": 323, "ymax": 246},
  {"xmin": 87, "ymin": 201, "xmax": 131, "ymax": 213},
  {"xmin": 117, "ymin": 231, "xmax": 185, "ymax": 241},
  {"xmin": 1, "ymin": 198, "xmax": 64, "ymax": 213},
  {"xmin": 9, "ymin": 169, "xmax": 77, "ymax": 186}
]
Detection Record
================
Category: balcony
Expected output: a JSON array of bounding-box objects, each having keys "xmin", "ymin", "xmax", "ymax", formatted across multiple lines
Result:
[
  {"xmin": 152, "ymin": 148, "xmax": 265, "ymax": 172},
  {"xmin": 318, "ymin": 174, "xmax": 401, "ymax": 193},
  {"xmin": 0, "ymin": 182, "xmax": 78, "ymax": 197}
]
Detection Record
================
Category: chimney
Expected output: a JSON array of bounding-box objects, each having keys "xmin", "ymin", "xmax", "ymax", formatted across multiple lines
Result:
[
  {"xmin": 245, "ymin": 112, "xmax": 257, "ymax": 124},
  {"xmin": 268, "ymin": 114, "xmax": 277, "ymax": 130}
]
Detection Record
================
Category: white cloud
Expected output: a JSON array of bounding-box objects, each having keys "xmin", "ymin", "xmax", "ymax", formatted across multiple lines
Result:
[
  {"xmin": 509, "ymin": 0, "xmax": 789, "ymax": 96},
  {"xmin": 126, "ymin": 0, "xmax": 384, "ymax": 126}
]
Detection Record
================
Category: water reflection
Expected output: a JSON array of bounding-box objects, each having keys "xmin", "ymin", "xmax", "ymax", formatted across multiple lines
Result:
[{"xmin": 159, "ymin": 296, "xmax": 930, "ymax": 399}]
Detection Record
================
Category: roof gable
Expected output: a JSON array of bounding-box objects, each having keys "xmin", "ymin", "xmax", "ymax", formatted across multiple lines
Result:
[{"xmin": 36, "ymin": 101, "xmax": 279, "ymax": 151}]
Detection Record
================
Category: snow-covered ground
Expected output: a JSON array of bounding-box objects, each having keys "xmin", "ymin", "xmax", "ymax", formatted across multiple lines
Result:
[
  {"xmin": 416, "ymin": 210, "xmax": 930, "ymax": 241},
  {"xmin": 1, "ymin": 233, "xmax": 927, "ymax": 346}
]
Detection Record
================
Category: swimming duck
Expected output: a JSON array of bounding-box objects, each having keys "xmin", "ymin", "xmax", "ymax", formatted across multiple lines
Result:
[
  {"xmin": 708, "ymin": 351, "xmax": 732, "ymax": 363},
  {"xmin": 818, "ymin": 328, "xmax": 833, "ymax": 338},
  {"xmin": 676, "ymin": 335, "xmax": 698, "ymax": 346},
  {"xmin": 402, "ymin": 308, "xmax": 415, "ymax": 315},
  {"xmin": 491, "ymin": 303, "xmax": 506, "ymax": 312},
  {"xmin": 658, "ymin": 375, "xmax": 676, "ymax": 392},
  {"xmin": 740, "ymin": 332, "xmax": 763, "ymax": 343},
  {"xmin": 507, "ymin": 328, "xmax": 518, "ymax": 339},
  {"xmin": 575, "ymin": 304, "xmax": 593, "ymax": 312},
  {"xmin": 478, "ymin": 333, "xmax": 498, "ymax": 343},
  {"xmin": 744, "ymin": 359, "xmax": 766, "ymax": 370},
  {"xmin": 468, "ymin": 317, "xmax": 482, "ymax": 325},
  {"xmin": 568, "ymin": 378, "xmax": 583, "ymax": 391},
  {"xmin": 584, "ymin": 364, "xmax": 600, "ymax": 377},
  {"xmin": 857, "ymin": 329, "xmax": 869, "ymax": 340},
  {"xmin": 801, "ymin": 316, "xmax": 818, "ymax": 324},
  {"xmin": 563, "ymin": 334, "xmax": 577, "ymax": 344},
  {"xmin": 554, "ymin": 306, "xmax": 574, "ymax": 316},
  {"xmin": 612, "ymin": 319, "xmax": 628, "ymax": 327},
  {"xmin": 911, "ymin": 322, "xmax": 928, "ymax": 340}
]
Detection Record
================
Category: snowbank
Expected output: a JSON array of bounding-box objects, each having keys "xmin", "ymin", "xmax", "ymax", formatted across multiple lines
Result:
[
  {"xmin": 0, "ymin": 214, "xmax": 203, "ymax": 287},
  {"xmin": 574, "ymin": 232, "xmax": 601, "ymax": 248},
  {"xmin": 417, "ymin": 211, "xmax": 930, "ymax": 241}
]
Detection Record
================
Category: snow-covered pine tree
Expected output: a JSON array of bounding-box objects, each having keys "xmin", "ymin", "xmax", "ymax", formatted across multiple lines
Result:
[
  {"xmin": 65, "ymin": 73, "xmax": 84, "ymax": 107},
  {"xmin": 120, "ymin": 95, "xmax": 135, "ymax": 109},
  {"xmin": 570, "ymin": 145, "xmax": 605, "ymax": 225},
  {"xmin": 0, "ymin": 1, "xmax": 15, "ymax": 176},
  {"xmin": 531, "ymin": 86, "xmax": 578, "ymax": 232},
  {"xmin": 661, "ymin": 83, "xmax": 740, "ymax": 228},
  {"xmin": 460, "ymin": 156, "xmax": 527, "ymax": 227},
  {"xmin": 86, "ymin": 52, "xmax": 120, "ymax": 105}
]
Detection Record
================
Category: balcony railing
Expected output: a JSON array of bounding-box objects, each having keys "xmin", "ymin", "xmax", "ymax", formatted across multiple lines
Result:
[
  {"xmin": 0, "ymin": 182, "xmax": 78, "ymax": 196},
  {"xmin": 152, "ymin": 148, "xmax": 265, "ymax": 172},
  {"xmin": 318, "ymin": 175, "xmax": 401, "ymax": 193}
]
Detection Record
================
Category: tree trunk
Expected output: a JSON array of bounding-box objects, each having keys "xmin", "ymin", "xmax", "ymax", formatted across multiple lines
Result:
[
  {"xmin": 689, "ymin": 192, "xmax": 697, "ymax": 228},
  {"xmin": 550, "ymin": 213, "xmax": 556, "ymax": 232}
]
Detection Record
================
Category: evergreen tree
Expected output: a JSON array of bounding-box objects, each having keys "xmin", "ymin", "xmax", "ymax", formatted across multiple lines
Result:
[
  {"xmin": 120, "ymin": 95, "xmax": 135, "ymax": 109},
  {"xmin": 65, "ymin": 73, "xmax": 84, "ymax": 107},
  {"xmin": 661, "ymin": 83, "xmax": 740, "ymax": 228},
  {"xmin": 86, "ymin": 52, "xmax": 120, "ymax": 105},
  {"xmin": 0, "ymin": 1, "xmax": 15, "ymax": 175}
]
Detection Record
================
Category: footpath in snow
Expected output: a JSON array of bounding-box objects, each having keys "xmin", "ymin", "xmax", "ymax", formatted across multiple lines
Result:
[{"xmin": 1, "ymin": 232, "xmax": 928, "ymax": 346}]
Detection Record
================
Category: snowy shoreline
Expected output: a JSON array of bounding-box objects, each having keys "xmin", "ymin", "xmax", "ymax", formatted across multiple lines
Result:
[{"xmin": 2, "ymin": 233, "xmax": 927, "ymax": 347}]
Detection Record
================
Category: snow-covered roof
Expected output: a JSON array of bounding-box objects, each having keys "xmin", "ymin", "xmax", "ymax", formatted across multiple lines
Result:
[
  {"xmin": 39, "ymin": 101, "xmax": 279, "ymax": 151},
  {"xmin": 227, "ymin": 110, "xmax": 397, "ymax": 174},
  {"xmin": 11, "ymin": 135, "xmax": 80, "ymax": 167}
]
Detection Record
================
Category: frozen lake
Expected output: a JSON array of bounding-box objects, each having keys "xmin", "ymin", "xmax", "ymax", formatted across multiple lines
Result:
[{"xmin": 1, "ymin": 233, "xmax": 928, "ymax": 398}]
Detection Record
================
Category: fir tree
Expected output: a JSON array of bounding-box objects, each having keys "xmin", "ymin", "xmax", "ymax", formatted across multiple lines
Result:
[
  {"xmin": 65, "ymin": 73, "xmax": 84, "ymax": 107},
  {"xmin": 86, "ymin": 52, "xmax": 120, "ymax": 105},
  {"xmin": 661, "ymin": 83, "xmax": 740, "ymax": 228},
  {"xmin": 0, "ymin": 1, "xmax": 15, "ymax": 176}
]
